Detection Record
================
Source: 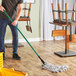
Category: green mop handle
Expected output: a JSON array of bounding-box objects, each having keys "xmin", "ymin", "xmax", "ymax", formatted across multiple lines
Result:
[{"xmin": 4, "ymin": 10, "xmax": 45, "ymax": 64}]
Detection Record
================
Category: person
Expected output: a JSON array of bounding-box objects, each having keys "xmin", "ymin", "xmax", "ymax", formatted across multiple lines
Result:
[{"xmin": 0, "ymin": 0, "xmax": 23, "ymax": 60}]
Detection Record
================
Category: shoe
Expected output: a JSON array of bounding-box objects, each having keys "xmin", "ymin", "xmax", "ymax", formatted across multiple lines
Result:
[
  {"xmin": 13, "ymin": 53, "xmax": 21, "ymax": 60},
  {"xmin": 3, "ymin": 53, "xmax": 5, "ymax": 60}
]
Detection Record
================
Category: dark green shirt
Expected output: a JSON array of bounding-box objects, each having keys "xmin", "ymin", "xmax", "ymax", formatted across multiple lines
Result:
[{"xmin": 0, "ymin": 0, "xmax": 23, "ymax": 19}]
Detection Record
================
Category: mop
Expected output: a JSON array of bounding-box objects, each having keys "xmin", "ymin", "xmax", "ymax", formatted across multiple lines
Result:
[{"xmin": 0, "ymin": 0, "xmax": 69, "ymax": 73}]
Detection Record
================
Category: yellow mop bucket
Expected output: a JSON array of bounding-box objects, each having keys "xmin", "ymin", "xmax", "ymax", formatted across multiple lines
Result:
[
  {"xmin": 0, "ymin": 52, "xmax": 28, "ymax": 76},
  {"xmin": 0, "ymin": 68, "xmax": 28, "ymax": 76}
]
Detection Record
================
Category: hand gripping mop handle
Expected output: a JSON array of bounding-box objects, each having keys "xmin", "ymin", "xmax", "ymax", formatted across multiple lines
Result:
[{"xmin": 4, "ymin": 10, "xmax": 45, "ymax": 64}]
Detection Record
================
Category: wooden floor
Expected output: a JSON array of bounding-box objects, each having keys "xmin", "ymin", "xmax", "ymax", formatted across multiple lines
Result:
[{"xmin": 3, "ymin": 40, "xmax": 76, "ymax": 76}]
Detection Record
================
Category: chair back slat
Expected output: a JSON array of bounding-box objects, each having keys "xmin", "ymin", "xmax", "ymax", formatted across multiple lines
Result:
[
  {"xmin": 58, "ymin": 3, "xmax": 62, "ymax": 21},
  {"xmin": 65, "ymin": 3, "xmax": 68, "ymax": 23},
  {"xmin": 51, "ymin": 3, "xmax": 55, "ymax": 20},
  {"xmin": 28, "ymin": 3, "xmax": 31, "ymax": 17}
]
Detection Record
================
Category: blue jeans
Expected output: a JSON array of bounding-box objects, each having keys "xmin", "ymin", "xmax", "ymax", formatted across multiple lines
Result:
[{"xmin": 0, "ymin": 18, "xmax": 18, "ymax": 54}]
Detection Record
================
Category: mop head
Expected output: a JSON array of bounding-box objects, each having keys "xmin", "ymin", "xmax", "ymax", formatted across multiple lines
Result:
[{"xmin": 42, "ymin": 62, "xmax": 69, "ymax": 73}]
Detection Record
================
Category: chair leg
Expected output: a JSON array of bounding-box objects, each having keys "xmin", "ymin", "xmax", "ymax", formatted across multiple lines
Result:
[
  {"xmin": 69, "ymin": 24, "xmax": 72, "ymax": 41},
  {"xmin": 65, "ymin": 26, "xmax": 69, "ymax": 54}
]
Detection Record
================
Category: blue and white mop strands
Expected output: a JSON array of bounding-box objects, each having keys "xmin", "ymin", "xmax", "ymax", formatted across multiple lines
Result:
[{"xmin": 42, "ymin": 62, "xmax": 69, "ymax": 73}]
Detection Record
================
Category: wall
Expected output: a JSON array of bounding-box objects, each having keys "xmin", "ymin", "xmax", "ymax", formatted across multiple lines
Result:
[{"xmin": 5, "ymin": 0, "xmax": 40, "ymax": 42}]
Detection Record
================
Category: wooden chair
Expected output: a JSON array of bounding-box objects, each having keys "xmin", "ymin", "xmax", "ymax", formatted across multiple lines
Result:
[
  {"xmin": 19, "ymin": 2, "xmax": 32, "ymax": 33},
  {"xmin": 50, "ymin": 3, "xmax": 76, "ymax": 57}
]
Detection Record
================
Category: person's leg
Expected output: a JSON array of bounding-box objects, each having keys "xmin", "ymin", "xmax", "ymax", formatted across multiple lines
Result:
[
  {"xmin": 0, "ymin": 19, "xmax": 8, "ymax": 59},
  {"xmin": 8, "ymin": 21, "xmax": 20, "ymax": 60}
]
